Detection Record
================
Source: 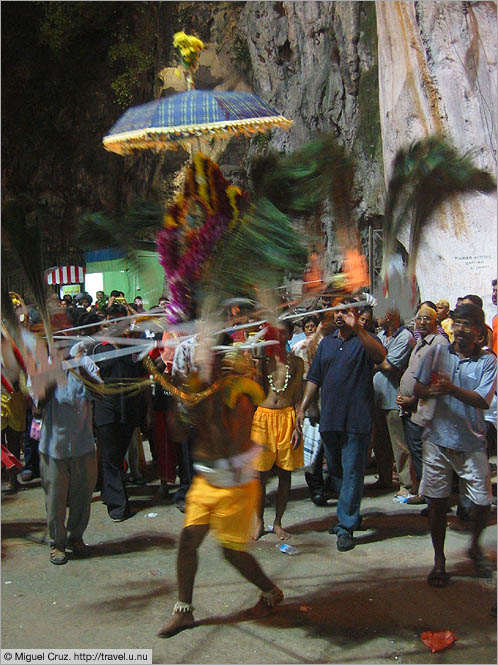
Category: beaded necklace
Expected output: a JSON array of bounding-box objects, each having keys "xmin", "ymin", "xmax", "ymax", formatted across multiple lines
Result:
[{"xmin": 267, "ymin": 361, "xmax": 291, "ymax": 394}]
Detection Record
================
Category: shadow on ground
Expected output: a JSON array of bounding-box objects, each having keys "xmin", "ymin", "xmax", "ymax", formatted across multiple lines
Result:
[
  {"xmin": 82, "ymin": 578, "xmax": 174, "ymax": 613},
  {"xmin": 1, "ymin": 521, "xmax": 176, "ymax": 559},
  {"xmin": 186, "ymin": 568, "xmax": 496, "ymax": 663}
]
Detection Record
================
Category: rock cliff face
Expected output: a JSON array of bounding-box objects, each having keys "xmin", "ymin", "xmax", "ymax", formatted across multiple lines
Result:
[
  {"xmin": 168, "ymin": 0, "xmax": 497, "ymax": 313},
  {"xmin": 4, "ymin": 1, "xmax": 496, "ymax": 313},
  {"xmin": 240, "ymin": 1, "xmax": 385, "ymax": 228},
  {"xmin": 376, "ymin": 1, "xmax": 497, "ymax": 319}
]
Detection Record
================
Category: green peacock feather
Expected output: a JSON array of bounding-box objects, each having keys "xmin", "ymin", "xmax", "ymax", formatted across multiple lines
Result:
[
  {"xmin": 76, "ymin": 199, "xmax": 163, "ymax": 298},
  {"xmin": 383, "ymin": 135, "xmax": 496, "ymax": 275},
  {"xmin": 2, "ymin": 199, "xmax": 54, "ymax": 351},
  {"xmin": 204, "ymin": 197, "xmax": 309, "ymax": 304},
  {"xmin": 77, "ymin": 199, "xmax": 162, "ymax": 253},
  {"xmin": 249, "ymin": 133, "xmax": 354, "ymax": 229},
  {"xmin": 1, "ymin": 263, "xmax": 20, "ymax": 341}
]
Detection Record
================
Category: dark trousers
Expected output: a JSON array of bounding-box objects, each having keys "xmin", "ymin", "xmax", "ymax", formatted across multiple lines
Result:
[
  {"xmin": 173, "ymin": 427, "xmax": 195, "ymax": 505},
  {"xmin": 321, "ymin": 431, "xmax": 370, "ymax": 535},
  {"xmin": 304, "ymin": 444, "xmax": 331, "ymax": 497},
  {"xmin": 2, "ymin": 427, "xmax": 22, "ymax": 460},
  {"xmin": 24, "ymin": 410, "xmax": 40, "ymax": 476},
  {"xmin": 402, "ymin": 417, "xmax": 424, "ymax": 482},
  {"xmin": 96, "ymin": 422, "xmax": 135, "ymax": 519},
  {"xmin": 40, "ymin": 451, "xmax": 97, "ymax": 549},
  {"xmin": 486, "ymin": 421, "xmax": 497, "ymax": 457}
]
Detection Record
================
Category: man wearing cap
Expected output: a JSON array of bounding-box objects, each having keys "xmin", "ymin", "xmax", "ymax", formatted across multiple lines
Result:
[
  {"xmin": 396, "ymin": 304, "xmax": 449, "ymax": 502},
  {"xmin": 435, "ymin": 299, "xmax": 454, "ymax": 343},
  {"xmin": 414, "ymin": 303, "xmax": 496, "ymax": 587}
]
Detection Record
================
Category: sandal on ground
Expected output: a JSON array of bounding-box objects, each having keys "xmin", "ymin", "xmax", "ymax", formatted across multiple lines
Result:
[
  {"xmin": 50, "ymin": 546, "xmax": 67, "ymax": 565},
  {"xmin": 405, "ymin": 494, "xmax": 426, "ymax": 505},
  {"xmin": 427, "ymin": 567, "xmax": 450, "ymax": 588},
  {"xmin": 468, "ymin": 548, "xmax": 494, "ymax": 579}
]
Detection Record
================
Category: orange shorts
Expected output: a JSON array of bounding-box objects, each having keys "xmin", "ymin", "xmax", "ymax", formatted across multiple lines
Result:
[
  {"xmin": 251, "ymin": 406, "xmax": 303, "ymax": 472},
  {"xmin": 184, "ymin": 475, "xmax": 260, "ymax": 551}
]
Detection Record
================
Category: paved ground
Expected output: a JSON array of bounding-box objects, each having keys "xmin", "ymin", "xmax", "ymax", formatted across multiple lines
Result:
[{"xmin": 1, "ymin": 463, "xmax": 496, "ymax": 664}]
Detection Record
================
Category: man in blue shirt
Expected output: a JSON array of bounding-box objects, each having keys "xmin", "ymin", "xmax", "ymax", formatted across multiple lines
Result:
[
  {"xmin": 38, "ymin": 353, "xmax": 99, "ymax": 565},
  {"xmin": 414, "ymin": 304, "xmax": 496, "ymax": 587},
  {"xmin": 296, "ymin": 298, "xmax": 385, "ymax": 551}
]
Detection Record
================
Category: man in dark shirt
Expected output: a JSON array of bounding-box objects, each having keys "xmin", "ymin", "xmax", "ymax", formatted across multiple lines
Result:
[
  {"xmin": 296, "ymin": 298, "xmax": 385, "ymax": 551},
  {"xmin": 92, "ymin": 304, "xmax": 151, "ymax": 522}
]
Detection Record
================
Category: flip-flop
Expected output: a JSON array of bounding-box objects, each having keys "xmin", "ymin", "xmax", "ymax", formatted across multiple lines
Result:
[
  {"xmin": 427, "ymin": 568, "xmax": 450, "ymax": 588},
  {"xmin": 468, "ymin": 549, "xmax": 494, "ymax": 579}
]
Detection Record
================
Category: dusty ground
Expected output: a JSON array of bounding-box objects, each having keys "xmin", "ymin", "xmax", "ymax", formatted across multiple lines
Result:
[{"xmin": 1, "ymin": 462, "xmax": 496, "ymax": 664}]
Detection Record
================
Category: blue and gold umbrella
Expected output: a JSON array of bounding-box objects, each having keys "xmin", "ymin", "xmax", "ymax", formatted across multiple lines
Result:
[{"xmin": 103, "ymin": 89, "xmax": 292, "ymax": 155}]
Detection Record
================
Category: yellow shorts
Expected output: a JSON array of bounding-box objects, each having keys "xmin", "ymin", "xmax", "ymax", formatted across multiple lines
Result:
[
  {"xmin": 251, "ymin": 406, "xmax": 304, "ymax": 472},
  {"xmin": 184, "ymin": 475, "xmax": 260, "ymax": 551}
]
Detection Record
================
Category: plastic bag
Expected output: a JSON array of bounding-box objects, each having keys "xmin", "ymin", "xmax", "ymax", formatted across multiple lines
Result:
[
  {"xmin": 421, "ymin": 630, "xmax": 458, "ymax": 653},
  {"xmin": 29, "ymin": 418, "xmax": 42, "ymax": 441}
]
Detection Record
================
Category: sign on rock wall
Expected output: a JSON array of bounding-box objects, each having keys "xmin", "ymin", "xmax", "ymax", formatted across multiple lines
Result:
[{"xmin": 376, "ymin": 1, "xmax": 497, "ymax": 321}]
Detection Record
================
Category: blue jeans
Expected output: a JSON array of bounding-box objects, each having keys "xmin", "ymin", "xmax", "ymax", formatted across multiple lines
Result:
[{"xmin": 321, "ymin": 431, "xmax": 370, "ymax": 535}]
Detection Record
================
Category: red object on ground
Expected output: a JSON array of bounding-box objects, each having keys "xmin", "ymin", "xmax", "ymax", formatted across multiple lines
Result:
[
  {"xmin": 421, "ymin": 630, "xmax": 458, "ymax": 653},
  {"xmin": 1, "ymin": 444, "xmax": 23, "ymax": 470}
]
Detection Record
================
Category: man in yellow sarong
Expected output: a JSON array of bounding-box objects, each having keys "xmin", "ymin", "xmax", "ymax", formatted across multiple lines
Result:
[{"xmin": 157, "ymin": 345, "xmax": 283, "ymax": 638}]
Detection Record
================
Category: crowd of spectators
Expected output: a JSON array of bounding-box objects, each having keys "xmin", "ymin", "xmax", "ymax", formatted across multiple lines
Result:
[{"xmin": 2, "ymin": 281, "xmax": 496, "ymax": 594}]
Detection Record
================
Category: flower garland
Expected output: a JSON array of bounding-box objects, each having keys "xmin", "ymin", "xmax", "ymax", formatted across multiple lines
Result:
[
  {"xmin": 143, "ymin": 356, "xmax": 224, "ymax": 406},
  {"xmin": 267, "ymin": 362, "xmax": 291, "ymax": 395},
  {"xmin": 173, "ymin": 31, "xmax": 205, "ymax": 90},
  {"xmin": 156, "ymin": 154, "xmax": 246, "ymax": 323}
]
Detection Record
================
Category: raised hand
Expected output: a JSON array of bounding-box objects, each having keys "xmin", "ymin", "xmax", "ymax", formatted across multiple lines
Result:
[{"xmin": 342, "ymin": 306, "xmax": 360, "ymax": 330}]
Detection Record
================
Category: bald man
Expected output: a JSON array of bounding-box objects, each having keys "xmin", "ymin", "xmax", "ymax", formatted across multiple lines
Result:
[{"xmin": 435, "ymin": 299, "xmax": 454, "ymax": 343}]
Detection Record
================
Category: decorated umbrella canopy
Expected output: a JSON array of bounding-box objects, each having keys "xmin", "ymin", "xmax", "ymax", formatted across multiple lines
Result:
[
  {"xmin": 103, "ymin": 90, "xmax": 292, "ymax": 155},
  {"xmin": 103, "ymin": 31, "xmax": 291, "ymax": 155},
  {"xmin": 99, "ymin": 32, "xmax": 315, "ymax": 325}
]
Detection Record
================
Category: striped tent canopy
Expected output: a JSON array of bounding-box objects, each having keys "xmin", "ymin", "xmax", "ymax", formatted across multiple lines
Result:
[
  {"xmin": 103, "ymin": 90, "xmax": 292, "ymax": 155},
  {"xmin": 45, "ymin": 266, "xmax": 85, "ymax": 285}
]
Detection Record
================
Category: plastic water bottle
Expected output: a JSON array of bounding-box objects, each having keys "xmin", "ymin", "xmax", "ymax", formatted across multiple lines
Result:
[{"xmin": 276, "ymin": 543, "xmax": 299, "ymax": 555}]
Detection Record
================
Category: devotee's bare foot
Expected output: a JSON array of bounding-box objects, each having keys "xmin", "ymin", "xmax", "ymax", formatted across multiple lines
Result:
[
  {"xmin": 157, "ymin": 610, "xmax": 194, "ymax": 638},
  {"xmin": 468, "ymin": 546, "xmax": 494, "ymax": 579},
  {"xmin": 246, "ymin": 585, "xmax": 284, "ymax": 618},
  {"xmin": 273, "ymin": 524, "xmax": 290, "ymax": 540},
  {"xmin": 427, "ymin": 565, "xmax": 449, "ymax": 588},
  {"xmin": 252, "ymin": 519, "xmax": 265, "ymax": 541}
]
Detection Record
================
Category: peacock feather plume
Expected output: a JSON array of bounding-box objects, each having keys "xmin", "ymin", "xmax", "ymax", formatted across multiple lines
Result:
[
  {"xmin": 383, "ymin": 135, "xmax": 496, "ymax": 277},
  {"xmin": 77, "ymin": 199, "xmax": 164, "ymax": 302},
  {"xmin": 2, "ymin": 199, "xmax": 54, "ymax": 351},
  {"xmin": 1, "ymin": 265, "xmax": 19, "ymax": 340},
  {"xmin": 204, "ymin": 196, "xmax": 309, "ymax": 304},
  {"xmin": 77, "ymin": 199, "xmax": 163, "ymax": 254},
  {"xmin": 249, "ymin": 133, "xmax": 354, "ymax": 236}
]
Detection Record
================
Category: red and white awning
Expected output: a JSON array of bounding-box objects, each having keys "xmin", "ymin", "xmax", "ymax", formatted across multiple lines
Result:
[{"xmin": 45, "ymin": 266, "xmax": 85, "ymax": 285}]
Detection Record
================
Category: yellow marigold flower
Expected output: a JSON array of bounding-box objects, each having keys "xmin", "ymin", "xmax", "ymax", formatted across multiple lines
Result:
[
  {"xmin": 173, "ymin": 31, "xmax": 205, "ymax": 54},
  {"xmin": 163, "ymin": 212, "xmax": 179, "ymax": 229},
  {"xmin": 173, "ymin": 31, "xmax": 187, "ymax": 47}
]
